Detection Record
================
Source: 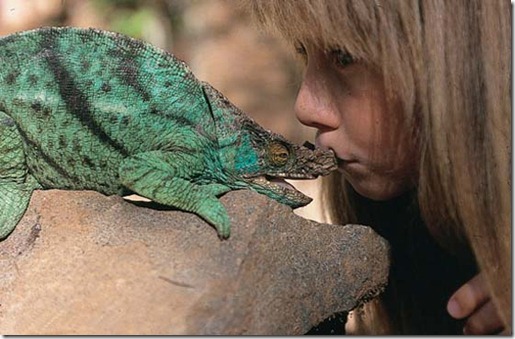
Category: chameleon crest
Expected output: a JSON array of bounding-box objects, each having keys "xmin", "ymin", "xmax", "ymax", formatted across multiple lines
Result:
[{"xmin": 0, "ymin": 27, "xmax": 336, "ymax": 239}]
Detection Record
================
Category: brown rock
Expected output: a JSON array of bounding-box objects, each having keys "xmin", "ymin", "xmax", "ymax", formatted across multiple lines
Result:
[{"xmin": 0, "ymin": 189, "xmax": 389, "ymax": 335}]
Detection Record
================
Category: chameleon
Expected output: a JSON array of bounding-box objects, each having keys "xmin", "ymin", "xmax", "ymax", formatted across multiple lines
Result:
[{"xmin": 0, "ymin": 27, "xmax": 336, "ymax": 239}]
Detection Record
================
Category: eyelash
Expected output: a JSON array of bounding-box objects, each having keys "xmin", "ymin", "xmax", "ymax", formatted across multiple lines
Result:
[
  {"xmin": 294, "ymin": 42, "xmax": 308, "ymax": 63},
  {"xmin": 293, "ymin": 42, "xmax": 355, "ymax": 68},
  {"xmin": 294, "ymin": 42, "xmax": 307, "ymax": 55},
  {"xmin": 330, "ymin": 49, "xmax": 355, "ymax": 68}
]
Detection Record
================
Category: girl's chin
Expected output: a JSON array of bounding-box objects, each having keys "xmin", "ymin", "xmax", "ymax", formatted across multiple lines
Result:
[
  {"xmin": 352, "ymin": 184, "xmax": 400, "ymax": 201},
  {"xmin": 340, "ymin": 168, "xmax": 411, "ymax": 201}
]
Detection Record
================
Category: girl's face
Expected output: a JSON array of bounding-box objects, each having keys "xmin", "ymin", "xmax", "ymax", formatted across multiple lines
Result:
[{"xmin": 295, "ymin": 46, "xmax": 418, "ymax": 200}]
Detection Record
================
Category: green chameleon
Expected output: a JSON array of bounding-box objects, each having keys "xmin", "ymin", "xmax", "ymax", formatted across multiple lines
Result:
[{"xmin": 0, "ymin": 27, "xmax": 336, "ymax": 239}]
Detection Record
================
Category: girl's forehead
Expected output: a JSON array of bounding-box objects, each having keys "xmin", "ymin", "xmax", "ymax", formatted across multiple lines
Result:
[{"xmin": 250, "ymin": 0, "xmax": 379, "ymax": 60}]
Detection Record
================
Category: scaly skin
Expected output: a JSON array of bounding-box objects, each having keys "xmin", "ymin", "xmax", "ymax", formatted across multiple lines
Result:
[{"xmin": 0, "ymin": 27, "xmax": 337, "ymax": 239}]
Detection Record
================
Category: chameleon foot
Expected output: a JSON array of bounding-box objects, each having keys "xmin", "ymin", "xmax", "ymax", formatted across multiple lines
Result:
[
  {"xmin": 119, "ymin": 151, "xmax": 232, "ymax": 238},
  {"xmin": 0, "ymin": 182, "xmax": 36, "ymax": 239},
  {"xmin": 0, "ymin": 111, "xmax": 37, "ymax": 239}
]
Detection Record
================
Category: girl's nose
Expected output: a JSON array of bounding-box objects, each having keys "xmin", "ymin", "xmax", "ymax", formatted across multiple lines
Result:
[{"xmin": 294, "ymin": 73, "xmax": 340, "ymax": 131}]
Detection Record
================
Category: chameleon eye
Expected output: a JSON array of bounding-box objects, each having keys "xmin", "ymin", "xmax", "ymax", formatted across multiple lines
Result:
[{"xmin": 268, "ymin": 142, "xmax": 290, "ymax": 167}]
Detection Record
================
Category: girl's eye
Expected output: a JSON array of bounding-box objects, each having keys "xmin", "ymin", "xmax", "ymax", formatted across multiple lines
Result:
[
  {"xmin": 294, "ymin": 41, "xmax": 307, "ymax": 56},
  {"xmin": 330, "ymin": 49, "xmax": 355, "ymax": 68},
  {"xmin": 293, "ymin": 41, "xmax": 308, "ymax": 64}
]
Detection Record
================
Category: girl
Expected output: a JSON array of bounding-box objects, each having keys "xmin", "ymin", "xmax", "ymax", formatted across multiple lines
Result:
[{"xmin": 246, "ymin": 0, "xmax": 511, "ymax": 334}]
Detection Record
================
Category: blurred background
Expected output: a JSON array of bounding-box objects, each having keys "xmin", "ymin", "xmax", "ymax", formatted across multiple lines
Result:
[{"xmin": 0, "ymin": 0, "xmax": 326, "ymax": 222}]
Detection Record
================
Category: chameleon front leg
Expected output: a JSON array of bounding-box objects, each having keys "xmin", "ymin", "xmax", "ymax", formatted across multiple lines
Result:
[
  {"xmin": 0, "ymin": 111, "xmax": 40, "ymax": 239},
  {"xmin": 119, "ymin": 151, "xmax": 232, "ymax": 238}
]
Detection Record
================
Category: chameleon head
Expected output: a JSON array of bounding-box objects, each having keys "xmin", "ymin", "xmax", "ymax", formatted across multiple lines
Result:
[
  {"xmin": 231, "ymin": 127, "xmax": 337, "ymax": 208},
  {"xmin": 202, "ymin": 81, "xmax": 337, "ymax": 208}
]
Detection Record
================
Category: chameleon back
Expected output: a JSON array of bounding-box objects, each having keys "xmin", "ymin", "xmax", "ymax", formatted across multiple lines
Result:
[{"xmin": 0, "ymin": 27, "xmax": 217, "ymax": 193}]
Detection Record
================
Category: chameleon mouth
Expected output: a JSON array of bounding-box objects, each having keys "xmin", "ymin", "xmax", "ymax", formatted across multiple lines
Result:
[
  {"xmin": 267, "ymin": 176, "xmax": 298, "ymax": 190},
  {"xmin": 268, "ymin": 172, "xmax": 317, "ymax": 180},
  {"xmin": 246, "ymin": 175, "xmax": 313, "ymax": 208}
]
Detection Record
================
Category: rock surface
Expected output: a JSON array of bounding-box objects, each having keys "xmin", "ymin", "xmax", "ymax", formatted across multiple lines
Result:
[{"xmin": 0, "ymin": 189, "xmax": 389, "ymax": 335}]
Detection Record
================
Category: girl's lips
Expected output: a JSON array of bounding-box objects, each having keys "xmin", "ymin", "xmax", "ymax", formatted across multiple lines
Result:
[
  {"xmin": 336, "ymin": 156, "xmax": 357, "ymax": 167},
  {"xmin": 336, "ymin": 156, "xmax": 364, "ymax": 176},
  {"xmin": 314, "ymin": 138, "xmax": 357, "ymax": 166}
]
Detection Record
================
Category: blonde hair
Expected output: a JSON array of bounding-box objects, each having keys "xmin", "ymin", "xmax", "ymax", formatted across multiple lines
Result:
[{"xmin": 246, "ymin": 0, "xmax": 511, "ymax": 334}]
